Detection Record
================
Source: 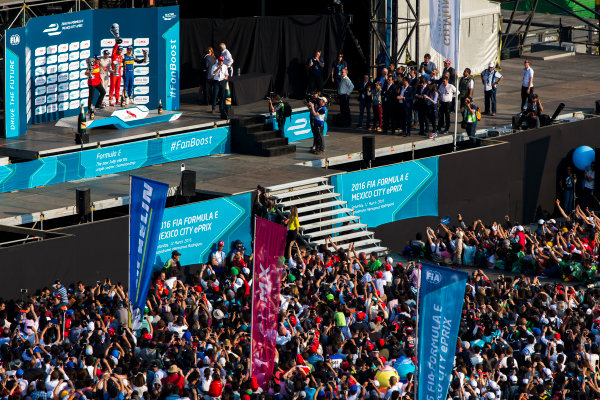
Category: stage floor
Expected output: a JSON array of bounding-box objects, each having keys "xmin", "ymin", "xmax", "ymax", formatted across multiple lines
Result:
[
  {"xmin": 0, "ymin": 94, "xmax": 304, "ymax": 160},
  {"xmin": 1, "ymin": 55, "xmax": 600, "ymax": 224}
]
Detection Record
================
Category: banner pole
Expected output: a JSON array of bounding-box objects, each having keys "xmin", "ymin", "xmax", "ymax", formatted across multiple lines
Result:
[
  {"xmin": 128, "ymin": 175, "xmax": 132, "ymax": 328},
  {"xmin": 453, "ymin": 1, "xmax": 462, "ymax": 153}
]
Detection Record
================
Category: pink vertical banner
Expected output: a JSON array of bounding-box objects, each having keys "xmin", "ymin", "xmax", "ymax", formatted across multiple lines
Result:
[{"xmin": 251, "ymin": 217, "xmax": 287, "ymax": 389}]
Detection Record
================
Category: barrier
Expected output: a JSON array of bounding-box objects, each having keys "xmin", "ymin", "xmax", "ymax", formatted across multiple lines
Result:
[
  {"xmin": 155, "ymin": 192, "xmax": 252, "ymax": 267},
  {"xmin": 268, "ymin": 109, "xmax": 328, "ymax": 142},
  {"xmin": 331, "ymin": 157, "xmax": 439, "ymax": 227},
  {"xmin": 0, "ymin": 126, "xmax": 229, "ymax": 193},
  {"xmin": 4, "ymin": 6, "xmax": 179, "ymax": 137}
]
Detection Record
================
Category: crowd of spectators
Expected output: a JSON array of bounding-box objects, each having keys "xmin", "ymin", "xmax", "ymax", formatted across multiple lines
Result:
[{"xmin": 3, "ymin": 198, "xmax": 600, "ymax": 400}]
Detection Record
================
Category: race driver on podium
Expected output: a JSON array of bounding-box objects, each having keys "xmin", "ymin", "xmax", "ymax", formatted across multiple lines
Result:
[{"xmin": 110, "ymin": 23, "xmax": 147, "ymax": 105}]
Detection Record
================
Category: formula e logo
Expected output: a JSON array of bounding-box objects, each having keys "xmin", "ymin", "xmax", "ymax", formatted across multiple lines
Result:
[
  {"xmin": 9, "ymin": 34, "xmax": 20, "ymax": 45},
  {"xmin": 287, "ymin": 117, "xmax": 311, "ymax": 136},
  {"xmin": 425, "ymin": 270, "xmax": 442, "ymax": 284},
  {"xmin": 43, "ymin": 23, "xmax": 61, "ymax": 36},
  {"xmin": 162, "ymin": 12, "xmax": 176, "ymax": 21}
]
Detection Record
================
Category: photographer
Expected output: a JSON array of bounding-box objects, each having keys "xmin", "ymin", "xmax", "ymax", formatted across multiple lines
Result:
[
  {"xmin": 268, "ymin": 94, "xmax": 285, "ymax": 136},
  {"xmin": 461, "ymin": 96, "xmax": 478, "ymax": 144},
  {"xmin": 306, "ymin": 50, "xmax": 325, "ymax": 94},
  {"xmin": 309, "ymin": 97, "xmax": 327, "ymax": 154},
  {"xmin": 523, "ymin": 93, "xmax": 543, "ymax": 129}
]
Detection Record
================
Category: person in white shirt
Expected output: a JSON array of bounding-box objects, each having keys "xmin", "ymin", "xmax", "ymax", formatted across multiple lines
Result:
[
  {"xmin": 210, "ymin": 57, "xmax": 229, "ymax": 116},
  {"xmin": 219, "ymin": 43, "xmax": 234, "ymax": 77},
  {"xmin": 437, "ymin": 75, "xmax": 456, "ymax": 134},
  {"xmin": 521, "ymin": 59, "xmax": 534, "ymax": 109},
  {"xmin": 584, "ymin": 162, "xmax": 595, "ymax": 208},
  {"xmin": 210, "ymin": 240, "xmax": 227, "ymax": 270},
  {"xmin": 338, "ymin": 68, "xmax": 354, "ymax": 126},
  {"xmin": 481, "ymin": 62, "xmax": 503, "ymax": 116}
]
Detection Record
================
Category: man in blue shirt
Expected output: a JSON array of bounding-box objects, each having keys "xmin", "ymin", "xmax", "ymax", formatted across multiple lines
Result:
[
  {"xmin": 306, "ymin": 50, "xmax": 325, "ymax": 94},
  {"xmin": 419, "ymin": 53, "xmax": 436, "ymax": 82}
]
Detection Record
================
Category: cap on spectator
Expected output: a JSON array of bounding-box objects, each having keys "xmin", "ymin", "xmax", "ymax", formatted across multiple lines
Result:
[
  {"xmin": 296, "ymin": 354, "xmax": 304, "ymax": 364},
  {"xmin": 517, "ymin": 226, "xmax": 524, "ymax": 231},
  {"xmin": 127, "ymin": 45, "xmax": 133, "ymax": 50},
  {"xmin": 111, "ymin": 349, "xmax": 119, "ymax": 358},
  {"xmin": 488, "ymin": 62, "xmax": 494, "ymax": 68},
  {"xmin": 538, "ymin": 219, "xmax": 545, "ymax": 225},
  {"xmin": 356, "ymin": 312, "xmax": 366, "ymax": 320},
  {"xmin": 326, "ymin": 293, "xmax": 334, "ymax": 301},
  {"xmin": 298, "ymin": 392, "xmax": 307, "ymax": 398},
  {"xmin": 231, "ymin": 267, "xmax": 239, "ymax": 276},
  {"xmin": 218, "ymin": 56, "xmax": 224, "ymax": 61},
  {"xmin": 444, "ymin": 59, "xmax": 451, "ymax": 65},
  {"xmin": 532, "ymin": 327, "xmax": 541, "ymax": 336},
  {"xmin": 218, "ymin": 240, "xmax": 224, "ymax": 246},
  {"xmin": 341, "ymin": 361, "xmax": 350, "ymax": 370},
  {"xmin": 168, "ymin": 365, "xmax": 178, "ymax": 374},
  {"xmin": 385, "ymin": 265, "xmax": 392, "ymax": 271},
  {"xmin": 16, "ymin": 369, "xmax": 23, "ymax": 376},
  {"xmin": 376, "ymin": 316, "xmax": 383, "ymax": 323},
  {"xmin": 510, "ymin": 375, "xmax": 518, "ymax": 384},
  {"xmin": 103, "ymin": 50, "xmax": 110, "ymax": 55},
  {"xmin": 172, "ymin": 250, "xmax": 181, "ymax": 256},
  {"xmin": 378, "ymin": 338, "xmax": 385, "ymax": 348},
  {"xmin": 549, "ymin": 219, "xmax": 556, "ymax": 224},
  {"xmin": 250, "ymin": 377, "xmax": 259, "ymax": 390},
  {"xmin": 315, "ymin": 316, "xmax": 322, "ymax": 324},
  {"xmin": 243, "ymin": 267, "xmax": 250, "ymax": 275},
  {"xmin": 85, "ymin": 345, "xmax": 93, "ymax": 355},
  {"xmin": 376, "ymin": 271, "xmax": 383, "ymax": 279},
  {"xmin": 94, "ymin": 54, "xmax": 101, "ymax": 59},
  {"xmin": 213, "ymin": 309, "xmax": 225, "ymax": 320},
  {"xmin": 59, "ymin": 391, "xmax": 70, "ymax": 400},
  {"xmin": 366, "ymin": 341, "xmax": 374, "ymax": 351},
  {"xmin": 487, "ymin": 393, "xmax": 496, "ymax": 400}
]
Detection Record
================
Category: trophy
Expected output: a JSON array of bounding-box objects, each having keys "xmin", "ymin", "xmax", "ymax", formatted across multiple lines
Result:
[
  {"xmin": 142, "ymin": 49, "xmax": 148, "ymax": 62},
  {"xmin": 110, "ymin": 23, "xmax": 122, "ymax": 45},
  {"xmin": 86, "ymin": 58, "xmax": 94, "ymax": 70}
]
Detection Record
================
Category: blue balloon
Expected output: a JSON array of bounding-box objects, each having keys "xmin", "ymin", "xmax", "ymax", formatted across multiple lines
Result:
[{"xmin": 573, "ymin": 146, "xmax": 595, "ymax": 171}]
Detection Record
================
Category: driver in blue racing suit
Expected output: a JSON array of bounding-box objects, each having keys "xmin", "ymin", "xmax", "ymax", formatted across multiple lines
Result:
[{"xmin": 122, "ymin": 45, "xmax": 147, "ymax": 104}]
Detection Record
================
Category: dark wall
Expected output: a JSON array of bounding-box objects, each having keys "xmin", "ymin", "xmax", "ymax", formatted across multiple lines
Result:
[
  {"xmin": 181, "ymin": 15, "xmax": 347, "ymax": 97},
  {"xmin": 375, "ymin": 117, "xmax": 600, "ymax": 252},
  {"xmin": 0, "ymin": 217, "xmax": 128, "ymax": 299}
]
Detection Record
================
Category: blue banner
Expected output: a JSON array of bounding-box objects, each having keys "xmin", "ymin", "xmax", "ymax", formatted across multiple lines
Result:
[
  {"xmin": 129, "ymin": 176, "xmax": 168, "ymax": 313},
  {"xmin": 4, "ymin": 7, "xmax": 179, "ymax": 137},
  {"xmin": 331, "ymin": 157, "xmax": 438, "ymax": 227},
  {"xmin": 268, "ymin": 110, "xmax": 328, "ymax": 142},
  {"xmin": 155, "ymin": 193, "xmax": 252, "ymax": 267},
  {"xmin": 417, "ymin": 263, "xmax": 468, "ymax": 400},
  {"xmin": 0, "ymin": 126, "xmax": 229, "ymax": 193}
]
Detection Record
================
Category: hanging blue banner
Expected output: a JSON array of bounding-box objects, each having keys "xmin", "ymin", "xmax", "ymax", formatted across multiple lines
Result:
[
  {"xmin": 331, "ymin": 157, "xmax": 438, "ymax": 227},
  {"xmin": 417, "ymin": 263, "xmax": 468, "ymax": 400},
  {"xmin": 129, "ymin": 175, "xmax": 168, "ymax": 316}
]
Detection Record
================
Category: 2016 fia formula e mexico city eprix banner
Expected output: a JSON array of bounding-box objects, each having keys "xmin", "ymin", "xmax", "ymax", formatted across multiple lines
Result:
[
  {"xmin": 331, "ymin": 157, "xmax": 438, "ymax": 227},
  {"xmin": 155, "ymin": 193, "xmax": 252, "ymax": 268},
  {"xmin": 4, "ymin": 6, "xmax": 179, "ymax": 137}
]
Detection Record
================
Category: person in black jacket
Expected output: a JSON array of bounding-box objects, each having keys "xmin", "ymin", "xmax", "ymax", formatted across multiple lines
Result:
[
  {"xmin": 381, "ymin": 75, "xmax": 397, "ymax": 134},
  {"xmin": 357, "ymin": 75, "xmax": 373, "ymax": 129},
  {"xmin": 397, "ymin": 77, "xmax": 414, "ymax": 137},
  {"xmin": 414, "ymin": 77, "xmax": 429, "ymax": 136}
]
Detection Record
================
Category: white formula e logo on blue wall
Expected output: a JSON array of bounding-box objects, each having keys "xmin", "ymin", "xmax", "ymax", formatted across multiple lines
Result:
[
  {"xmin": 287, "ymin": 116, "xmax": 311, "ymax": 136},
  {"xmin": 9, "ymin": 34, "xmax": 20, "ymax": 45},
  {"xmin": 162, "ymin": 12, "xmax": 176, "ymax": 21},
  {"xmin": 43, "ymin": 23, "xmax": 61, "ymax": 36}
]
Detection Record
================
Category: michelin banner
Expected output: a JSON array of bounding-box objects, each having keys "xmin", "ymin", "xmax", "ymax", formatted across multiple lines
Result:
[
  {"xmin": 0, "ymin": 127, "xmax": 228, "ymax": 194},
  {"xmin": 417, "ymin": 263, "xmax": 468, "ymax": 400},
  {"xmin": 330, "ymin": 157, "xmax": 438, "ymax": 227},
  {"xmin": 155, "ymin": 193, "xmax": 252, "ymax": 267},
  {"xmin": 129, "ymin": 176, "xmax": 168, "ymax": 315},
  {"xmin": 4, "ymin": 6, "xmax": 179, "ymax": 137}
]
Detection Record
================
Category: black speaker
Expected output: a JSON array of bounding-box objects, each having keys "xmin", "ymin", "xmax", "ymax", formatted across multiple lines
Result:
[
  {"xmin": 595, "ymin": 100, "xmax": 600, "ymax": 114},
  {"xmin": 181, "ymin": 170, "xmax": 196, "ymax": 196},
  {"xmin": 76, "ymin": 188, "xmax": 91, "ymax": 217},
  {"xmin": 363, "ymin": 136, "xmax": 375, "ymax": 162},
  {"xmin": 75, "ymin": 132, "xmax": 89, "ymax": 145}
]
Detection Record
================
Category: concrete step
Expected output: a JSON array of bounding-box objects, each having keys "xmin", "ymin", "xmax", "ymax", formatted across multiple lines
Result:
[
  {"xmin": 312, "ymin": 230, "xmax": 375, "ymax": 245},
  {"xmin": 270, "ymin": 185, "xmax": 334, "ymax": 200},
  {"xmin": 301, "ymin": 215, "xmax": 360, "ymax": 230},
  {"xmin": 298, "ymin": 208, "xmax": 353, "ymax": 223},
  {"xmin": 304, "ymin": 223, "xmax": 367, "ymax": 239},
  {"xmin": 280, "ymin": 192, "xmax": 340, "ymax": 207},
  {"xmin": 297, "ymin": 200, "xmax": 347, "ymax": 214},
  {"xmin": 267, "ymin": 177, "xmax": 327, "ymax": 192}
]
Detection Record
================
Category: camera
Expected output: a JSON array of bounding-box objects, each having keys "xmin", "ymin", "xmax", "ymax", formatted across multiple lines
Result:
[{"xmin": 304, "ymin": 92, "xmax": 320, "ymax": 107}]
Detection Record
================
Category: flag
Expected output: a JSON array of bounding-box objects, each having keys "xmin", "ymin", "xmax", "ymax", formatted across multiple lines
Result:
[
  {"xmin": 430, "ymin": 0, "xmax": 460, "ymax": 67},
  {"xmin": 250, "ymin": 217, "xmax": 287, "ymax": 388},
  {"xmin": 129, "ymin": 175, "xmax": 168, "ymax": 327},
  {"xmin": 417, "ymin": 263, "xmax": 467, "ymax": 400}
]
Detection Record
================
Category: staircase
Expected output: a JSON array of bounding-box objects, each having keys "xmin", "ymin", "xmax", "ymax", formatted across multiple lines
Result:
[
  {"xmin": 267, "ymin": 177, "xmax": 388, "ymax": 256},
  {"xmin": 230, "ymin": 115, "xmax": 296, "ymax": 157}
]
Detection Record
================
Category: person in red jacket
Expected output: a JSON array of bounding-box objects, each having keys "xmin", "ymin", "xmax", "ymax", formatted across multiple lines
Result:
[
  {"xmin": 208, "ymin": 371, "xmax": 223, "ymax": 398},
  {"xmin": 109, "ymin": 41, "xmax": 124, "ymax": 106},
  {"xmin": 85, "ymin": 54, "xmax": 106, "ymax": 113},
  {"xmin": 161, "ymin": 365, "xmax": 184, "ymax": 393}
]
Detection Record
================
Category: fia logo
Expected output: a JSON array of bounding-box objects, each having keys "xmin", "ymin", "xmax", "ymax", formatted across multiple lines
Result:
[
  {"xmin": 425, "ymin": 269, "xmax": 442, "ymax": 284},
  {"xmin": 162, "ymin": 12, "xmax": 176, "ymax": 21},
  {"xmin": 9, "ymin": 34, "xmax": 20, "ymax": 45},
  {"xmin": 43, "ymin": 23, "xmax": 61, "ymax": 36}
]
